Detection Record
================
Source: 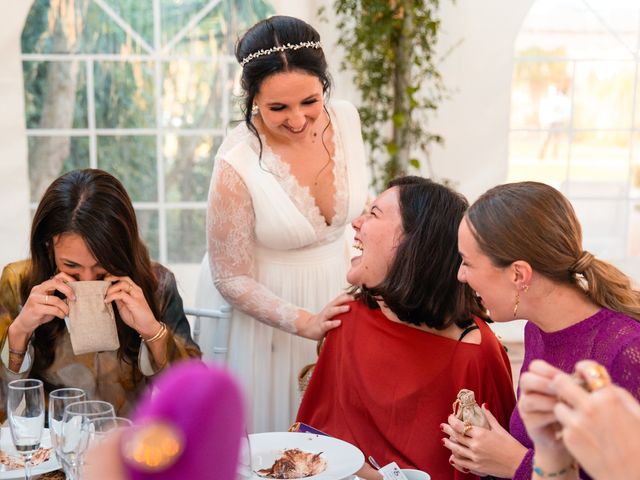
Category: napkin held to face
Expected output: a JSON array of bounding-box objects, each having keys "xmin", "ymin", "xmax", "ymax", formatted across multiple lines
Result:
[{"xmin": 67, "ymin": 281, "xmax": 120, "ymax": 355}]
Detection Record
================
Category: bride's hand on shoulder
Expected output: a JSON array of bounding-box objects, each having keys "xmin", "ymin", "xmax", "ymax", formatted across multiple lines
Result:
[{"xmin": 295, "ymin": 293, "xmax": 354, "ymax": 340}]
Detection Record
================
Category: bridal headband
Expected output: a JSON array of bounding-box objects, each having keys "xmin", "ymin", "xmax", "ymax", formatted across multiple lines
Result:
[{"xmin": 240, "ymin": 41, "xmax": 322, "ymax": 67}]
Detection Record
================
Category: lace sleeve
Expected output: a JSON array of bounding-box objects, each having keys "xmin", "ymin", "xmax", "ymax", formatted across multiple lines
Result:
[
  {"xmin": 206, "ymin": 159, "xmax": 300, "ymax": 333},
  {"xmin": 610, "ymin": 335, "xmax": 640, "ymax": 400}
]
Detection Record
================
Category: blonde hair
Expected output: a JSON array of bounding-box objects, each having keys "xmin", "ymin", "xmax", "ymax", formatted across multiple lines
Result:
[{"xmin": 467, "ymin": 181, "xmax": 640, "ymax": 321}]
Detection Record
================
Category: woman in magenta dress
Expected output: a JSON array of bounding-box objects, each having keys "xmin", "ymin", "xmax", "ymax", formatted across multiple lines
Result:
[
  {"xmin": 297, "ymin": 176, "xmax": 516, "ymax": 480},
  {"xmin": 443, "ymin": 181, "xmax": 640, "ymax": 479}
]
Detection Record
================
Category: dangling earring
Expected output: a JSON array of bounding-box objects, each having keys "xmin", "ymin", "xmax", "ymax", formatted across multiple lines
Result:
[
  {"xmin": 513, "ymin": 290, "xmax": 520, "ymax": 319},
  {"xmin": 251, "ymin": 104, "xmax": 259, "ymax": 115}
]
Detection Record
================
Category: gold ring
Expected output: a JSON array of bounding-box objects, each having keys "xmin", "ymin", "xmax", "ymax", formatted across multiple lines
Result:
[
  {"xmin": 127, "ymin": 283, "xmax": 132, "ymax": 293},
  {"xmin": 582, "ymin": 364, "xmax": 611, "ymax": 391},
  {"xmin": 463, "ymin": 423, "xmax": 472, "ymax": 436},
  {"xmin": 44, "ymin": 295, "xmax": 49, "ymax": 305}
]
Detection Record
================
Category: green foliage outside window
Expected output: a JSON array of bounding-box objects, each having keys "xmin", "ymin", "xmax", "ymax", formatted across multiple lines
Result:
[{"xmin": 330, "ymin": 0, "xmax": 451, "ymax": 191}]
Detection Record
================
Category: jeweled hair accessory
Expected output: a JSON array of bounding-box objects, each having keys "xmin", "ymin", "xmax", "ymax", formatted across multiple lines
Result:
[{"xmin": 240, "ymin": 41, "xmax": 322, "ymax": 67}]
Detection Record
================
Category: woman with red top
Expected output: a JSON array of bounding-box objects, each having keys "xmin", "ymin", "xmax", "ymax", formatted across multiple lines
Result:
[{"xmin": 296, "ymin": 176, "xmax": 516, "ymax": 480}]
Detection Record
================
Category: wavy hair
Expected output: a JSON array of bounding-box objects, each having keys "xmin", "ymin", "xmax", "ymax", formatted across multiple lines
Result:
[
  {"xmin": 357, "ymin": 176, "xmax": 486, "ymax": 329},
  {"xmin": 24, "ymin": 169, "xmax": 161, "ymax": 376}
]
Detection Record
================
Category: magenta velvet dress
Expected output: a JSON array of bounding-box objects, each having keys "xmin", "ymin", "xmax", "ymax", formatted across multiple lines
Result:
[{"xmin": 510, "ymin": 308, "xmax": 640, "ymax": 480}]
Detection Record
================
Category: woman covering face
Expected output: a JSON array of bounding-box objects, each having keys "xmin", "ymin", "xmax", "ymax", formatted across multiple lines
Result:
[
  {"xmin": 0, "ymin": 169, "xmax": 201, "ymax": 418},
  {"xmin": 205, "ymin": 15, "xmax": 369, "ymax": 433},
  {"xmin": 297, "ymin": 176, "xmax": 516, "ymax": 480},
  {"xmin": 444, "ymin": 181, "xmax": 640, "ymax": 480}
]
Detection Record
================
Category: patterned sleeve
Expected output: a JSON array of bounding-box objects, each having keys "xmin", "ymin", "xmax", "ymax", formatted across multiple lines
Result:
[
  {"xmin": 609, "ymin": 333, "xmax": 640, "ymax": 400},
  {"xmin": 139, "ymin": 267, "xmax": 202, "ymax": 375},
  {"xmin": 206, "ymin": 158, "xmax": 300, "ymax": 333}
]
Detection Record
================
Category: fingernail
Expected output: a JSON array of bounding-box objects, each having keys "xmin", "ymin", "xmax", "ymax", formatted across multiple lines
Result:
[
  {"xmin": 482, "ymin": 402, "xmax": 488, "ymax": 409},
  {"xmin": 439, "ymin": 424, "xmax": 445, "ymax": 432},
  {"xmin": 463, "ymin": 468, "xmax": 470, "ymax": 473},
  {"xmin": 449, "ymin": 459, "xmax": 454, "ymax": 465},
  {"xmin": 441, "ymin": 438, "xmax": 446, "ymax": 446}
]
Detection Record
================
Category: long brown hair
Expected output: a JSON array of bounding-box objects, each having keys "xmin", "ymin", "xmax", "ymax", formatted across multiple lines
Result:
[
  {"xmin": 467, "ymin": 181, "xmax": 640, "ymax": 321},
  {"xmin": 25, "ymin": 169, "xmax": 160, "ymax": 374},
  {"xmin": 357, "ymin": 176, "xmax": 486, "ymax": 329}
]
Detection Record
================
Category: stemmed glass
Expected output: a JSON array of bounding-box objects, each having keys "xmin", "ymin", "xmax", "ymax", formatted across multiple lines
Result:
[
  {"xmin": 7, "ymin": 379, "xmax": 45, "ymax": 480},
  {"xmin": 49, "ymin": 387, "xmax": 86, "ymax": 468},
  {"xmin": 81, "ymin": 416, "xmax": 132, "ymax": 450},
  {"xmin": 59, "ymin": 400, "xmax": 115, "ymax": 480},
  {"xmin": 237, "ymin": 428, "xmax": 253, "ymax": 479}
]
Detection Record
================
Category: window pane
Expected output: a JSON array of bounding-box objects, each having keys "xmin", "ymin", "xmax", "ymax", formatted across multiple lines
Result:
[
  {"xmin": 167, "ymin": 209, "xmax": 206, "ymax": 263},
  {"xmin": 566, "ymin": 131, "xmax": 630, "ymax": 194},
  {"xmin": 508, "ymin": 131, "xmax": 568, "ymax": 189},
  {"xmin": 164, "ymin": 134, "xmax": 219, "ymax": 202},
  {"xmin": 94, "ymin": 61, "xmax": 155, "ymax": 129},
  {"xmin": 23, "ymin": 61, "xmax": 88, "ymax": 129},
  {"xmin": 98, "ymin": 136, "xmax": 157, "ymax": 202},
  {"xmin": 571, "ymin": 198, "xmax": 627, "ymax": 258},
  {"xmin": 511, "ymin": 61, "xmax": 572, "ymax": 130},
  {"xmin": 573, "ymin": 61, "xmax": 635, "ymax": 129},
  {"xmin": 630, "ymin": 201, "xmax": 640, "ymax": 257},
  {"xmin": 28, "ymin": 136, "xmax": 90, "ymax": 202},
  {"xmin": 162, "ymin": 61, "xmax": 224, "ymax": 129},
  {"xmin": 136, "ymin": 208, "xmax": 159, "ymax": 261},
  {"xmin": 632, "ymin": 133, "xmax": 640, "ymax": 197}
]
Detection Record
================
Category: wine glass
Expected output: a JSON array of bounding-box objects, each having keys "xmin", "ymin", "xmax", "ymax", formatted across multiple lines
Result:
[
  {"xmin": 7, "ymin": 379, "xmax": 45, "ymax": 480},
  {"xmin": 59, "ymin": 400, "xmax": 115, "ymax": 480},
  {"xmin": 49, "ymin": 388, "xmax": 86, "ymax": 466},
  {"xmin": 82, "ymin": 416, "xmax": 132, "ymax": 450},
  {"xmin": 237, "ymin": 427, "xmax": 253, "ymax": 479}
]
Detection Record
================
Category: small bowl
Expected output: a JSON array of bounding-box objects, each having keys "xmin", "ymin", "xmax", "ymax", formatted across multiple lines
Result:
[{"xmin": 400, "ymin": 469, "xmax": 431, "ymax": 480}]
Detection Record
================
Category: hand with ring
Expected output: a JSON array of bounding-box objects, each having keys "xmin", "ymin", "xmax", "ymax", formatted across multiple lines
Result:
[
  {"xmin": 104, "ymin": 275, "xmax": 160, "ymax": 338},
  {"xmin": 442, "ymin": 406, "xmax": 527, "ymax": 478},
  {"xmin": 8, "ymin": 271, "xmax": 77, "ymax": 345},
  {"xmin": 551, "ymin": 360, "xmax": 640, "ymax": 480}
]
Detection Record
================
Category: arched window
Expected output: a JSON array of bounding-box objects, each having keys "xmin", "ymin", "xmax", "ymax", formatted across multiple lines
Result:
[
  {"xmin": 21, "ymin": 0, "xmax": 274, "ymax": 263},
  {"xmin": 509, "ymin": 0, "xmax": 640, "ymax": 260}
]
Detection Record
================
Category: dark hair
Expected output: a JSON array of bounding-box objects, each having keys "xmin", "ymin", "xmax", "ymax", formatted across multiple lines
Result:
[
  {"xmin": 467, "ymin": 181, "xmax": 640, "ymax": 320},
  {"xmin": 236, "ymin": 15, "xmax": 332, "ymax": 156},
  {"xmin": 359, "ymin": 176, "xmax": 484, "ymax": 329},
  {"xmin": 25, "ymin": 169, "xmax": 160, "ymax": 375}
]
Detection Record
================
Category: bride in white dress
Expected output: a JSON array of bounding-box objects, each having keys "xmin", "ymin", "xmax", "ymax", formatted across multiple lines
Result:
[{"xmin": 206, "ymin": 16, "xmax": 369, "ymax": 433}]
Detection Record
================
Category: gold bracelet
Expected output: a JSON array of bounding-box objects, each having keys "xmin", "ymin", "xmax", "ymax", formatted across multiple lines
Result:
[{"xmin": 141, "ymin": 322, "xmax": 167, "ymax": 344}]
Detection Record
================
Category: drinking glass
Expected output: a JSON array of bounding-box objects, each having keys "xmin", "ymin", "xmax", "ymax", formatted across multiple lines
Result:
[
  {"xmin": 49, "ymin": 388, "xmax": 85, "ymax": 466},
  {"xmin": 82, "ymin": 416, "xmax": 132, "ymax": 450},
  {"xmin": 237, "ymin": 428, "xmax": 252, "ymax": 479},
  {"xmin": 59, "ymin": 400, "xmax": 115, "ymax": 480},
  {"xmin": 7, "ymin": 379, "xmax": 45, "ymax": 480}
]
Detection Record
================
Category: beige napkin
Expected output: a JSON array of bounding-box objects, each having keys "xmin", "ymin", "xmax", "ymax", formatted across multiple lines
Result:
[
  {"xmin": 67, "ymin": 281, "xmax": 119, "ymax": 355},
  {"xmin": 452, "ymin": 388, "xmax": 490, "ymax": 429}
]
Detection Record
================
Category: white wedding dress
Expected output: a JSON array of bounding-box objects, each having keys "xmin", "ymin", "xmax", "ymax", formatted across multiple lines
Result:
[{"xmin": 206, "ymin": 100, "xmax": 369, "ymax": 433}]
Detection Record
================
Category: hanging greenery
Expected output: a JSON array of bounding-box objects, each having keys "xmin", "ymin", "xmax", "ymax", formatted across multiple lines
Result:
[{"xmin": 330, "ymin": 0, "xmax": 450, "ymax": 191}]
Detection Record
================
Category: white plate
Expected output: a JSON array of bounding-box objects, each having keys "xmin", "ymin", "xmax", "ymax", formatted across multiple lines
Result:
[
  {"xmin": 249, "ymin": 432, "xmax": 364, "ymax": 480},
  {"xmin": 0, "ymin": 427, "xmax": 60, "ymax": 479}
]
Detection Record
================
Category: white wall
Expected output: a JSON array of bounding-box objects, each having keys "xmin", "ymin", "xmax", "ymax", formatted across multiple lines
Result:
[{"xmin": 0, "ymin": 0, "xmax": 537, "ymax": 338}]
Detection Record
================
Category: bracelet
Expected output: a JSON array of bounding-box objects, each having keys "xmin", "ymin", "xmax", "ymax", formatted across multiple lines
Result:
[
  {"xmin": 8, "ymin": 348, "xmax": 27, "ymax": 357},
  {"xmin": 141, "ymin": 322, "xmax": 168, "ymax": 344},
  {"xmin": 533, "ymin": 459, "xmax": 577, "ymax": 478}
]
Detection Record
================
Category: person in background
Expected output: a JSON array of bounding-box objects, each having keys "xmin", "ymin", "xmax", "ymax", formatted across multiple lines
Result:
[
  {"xmin": 444, "ymin": 181, "xmax": 640, "ymax": 479},
  {"xmin": 0, "ymin": 169, "xmax": 201, "ymax": 417},
  {"xmin": 206, "ymin": 15, "xmax": 368, "ymax": 432},
  {"xmin": 518, "ymin": 359, "xmax": 640, "ymax": 480},
  {"xmin": 297, "ymin": 176, "xmax": 516, "ymax": 480}
]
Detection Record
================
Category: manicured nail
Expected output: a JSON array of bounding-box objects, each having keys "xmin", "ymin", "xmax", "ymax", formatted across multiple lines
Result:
[
  {"xmin": 463, "ymin": 468, "xmax": 470, "ymax": 473},
  {"xmin": 441, "ymin": 438, "xmax": 446, "ymax": 446},
  {"xmin": 482, "ymin": 402, "xmax": 488, "ymax": 409},
  {"xmin": 449, "ymin": 459, "xmax": 454, "ymax": 465},
  {"xmin": 439, "ymin": 424, "xmax": 445, "ymax": 432}
]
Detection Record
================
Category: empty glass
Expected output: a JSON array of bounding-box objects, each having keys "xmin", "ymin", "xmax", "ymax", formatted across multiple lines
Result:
[
  {"xmin": 59, "ymin": 400, "xmax": 115, "ymax": 480},
  {"xmin": 49, "ymin": 387, "xmax": 86, "ymax": 467},
  {"xmin": 82, "ymin": 416, "xmax": 132, "ymax": 450},
  {"xmin": 7, "ymin": 379, "xmax": 45, "ymax": 480}
]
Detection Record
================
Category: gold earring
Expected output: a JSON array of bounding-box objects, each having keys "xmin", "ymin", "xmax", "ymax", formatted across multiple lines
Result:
[{"xmin": 513, "ymin": 290, "xmax": 520, "ymax": 318}]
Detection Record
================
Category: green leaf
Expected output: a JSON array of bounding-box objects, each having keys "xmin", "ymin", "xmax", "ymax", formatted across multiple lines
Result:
[{"xmin": 409, "ymin": 158, "xmax": 421, "ymax": 169}]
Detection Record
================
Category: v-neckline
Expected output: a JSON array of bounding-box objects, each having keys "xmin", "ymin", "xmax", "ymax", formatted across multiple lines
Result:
[{"xmin": 259, "ymin": 107, "xmax": 343, "ymax": 230}]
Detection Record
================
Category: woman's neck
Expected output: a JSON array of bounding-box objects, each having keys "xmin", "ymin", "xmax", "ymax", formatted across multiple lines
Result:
[
  {"xmin": 378, "ymin": 302, "xmax": 465, "ymax": 340},
  {"xmin": 525, "ymin": 283, "xmax": 601, "ymax": 333}
]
